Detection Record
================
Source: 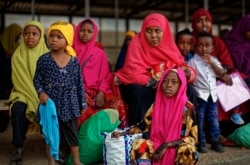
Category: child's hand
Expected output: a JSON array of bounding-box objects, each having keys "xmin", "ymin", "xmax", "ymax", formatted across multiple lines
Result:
[
  {"xmin": 220, "ymin": 74, "xmax": 233, "ymax": 85},
  {"xmin": 111, "ymin": 131, "xmax": 121, "ymax": 138},
  {"xmin": 39, "ymin": 92, "xmax": 49, "ymax": 105},
  {"xmin": 95, "ymin": 91, "xmax": 104, "ymax": 108},
  {"xmin": 202, "ymin": 54, "xmax": 212, "ymax": 64}
]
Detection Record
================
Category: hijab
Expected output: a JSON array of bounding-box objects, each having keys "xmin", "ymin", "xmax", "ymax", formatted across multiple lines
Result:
[
  {"xmin": 115, "ymin": 30, "xmax": 137, "ymax": 71},
  {"xmin": 191, "ymin": 8, "xmax": 234, "ymax": 68},
  {"xmin": 0, "ymin": 23, "xmax": 22, "ymax": 56},
  {"xmin": 8, "ymin": 20, "xmax": 49, "ymax": 122},
  {"xmin": 73, "ymin": 19, "xmax": 112, "ymax": 94},
  {"xmin": 224, "ymin": 15, "xmax": 250, "ymax": 77},
  {"xmin": 150, "ymin": 67, "xmax": 188, "ymax": 165},
  {"xmin": 48, "ymin": 20, "xmax": 76, "ymax": 56},
  {"xmin": 115, "ymin": 13, "xmax": 185, "ymax": 85}
]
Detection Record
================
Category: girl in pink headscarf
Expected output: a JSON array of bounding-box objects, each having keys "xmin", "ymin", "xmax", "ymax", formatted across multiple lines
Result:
[
  {"xmin": 150, "ymin": 67, "xmax": 198, "ymax": 165},
  {"xmin": 73, "ymin": 19, "xmax": 127, "ymax": 128},
  {"xmin": 112, "ymin": 67, "xmax": 198, "ymax": 165}
]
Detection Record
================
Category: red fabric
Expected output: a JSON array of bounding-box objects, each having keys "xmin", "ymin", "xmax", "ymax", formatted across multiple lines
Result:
[
  {"xmin": 192, "ymin": 8, "xmax": 234, "ymax": 69},
  {"xmin": 138, "ymin": 141, "xmax": 148, "ymax": 154},
  {"xmin": 115, "ymin": 13, "xmax": 185, "ymax": 85},
  {"xmin": 77, "ymin": 90, "xmax": 128, "ymax": 128},
  {"xmin": 191, "ymin": 8, "xmax": 212, "ymax": 36},
  {"xmin": 150, "ymin": 67, "xmax": 188, "ymax": 165}
]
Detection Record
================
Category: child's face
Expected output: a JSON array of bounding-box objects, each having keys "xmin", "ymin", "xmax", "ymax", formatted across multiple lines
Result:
[
  {"xmin": 78, "ymin": 21, "xmax": 94, "ymax": 44},
  {"xmin": 48, "ymin": 30, "xmax": 67, "ymax": 51},
  {"xmin": 161, "ymin": 70, "xmax": 181, "ymax": 97},
  {"xmin": 195, "ymin": 16, "xmax": 212, "ymax": 33},
  {"xmin": 176, "ymin": 34, "xmax": 193, "ymax": 57},
  {"xmin": 23, "ymin": 25, "xmax": 41, "ymax": 48},
  {"xmin": 195, "ymin": 36, "xmax": 214, "ymax": 57},
  {"xmin": 145, "ymin": 26, "xmax": 163, "ymax": 47}
]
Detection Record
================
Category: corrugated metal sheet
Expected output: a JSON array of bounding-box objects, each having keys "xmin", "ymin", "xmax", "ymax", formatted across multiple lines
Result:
[{"xmin": 0, "ymin": 0, "xmax": 249, "ymax": 25}]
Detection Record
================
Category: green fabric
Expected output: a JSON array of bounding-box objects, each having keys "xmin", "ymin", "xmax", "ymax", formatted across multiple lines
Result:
[
  {"xmin": 228, "ymin": 123, "xmax": 250, "ymax": 149},
  {"xmin": 0, "ymin": 23, "xmax": 22, "ymax": 55},
  {"xmin": 6, "ymin": 20, "xmax": 48, "ymax": 122},
  {"xmin": 67, "ymin": 109, "xmax": 120, "ymax": 165}
]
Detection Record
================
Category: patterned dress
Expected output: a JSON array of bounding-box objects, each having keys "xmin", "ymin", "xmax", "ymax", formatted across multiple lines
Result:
[
  {"xmin": 130, "ymin": 101, "xmax": 198, "ymax": 165},
  {"xmin": 34, "ymin": 53, "xmax": 87, "ymax": 122}
]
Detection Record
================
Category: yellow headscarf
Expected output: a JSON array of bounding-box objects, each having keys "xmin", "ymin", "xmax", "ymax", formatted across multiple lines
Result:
[
  {"xmin": 0, "ymin": 23, "xmax": 22, "ymax": 55},
  {"xmin": 125, "ymin": 30, "xmax": 136, "ymax": 38},
  {"xmin": 48, "ymin": 20, "xmax": 76, "ymax": 56}
]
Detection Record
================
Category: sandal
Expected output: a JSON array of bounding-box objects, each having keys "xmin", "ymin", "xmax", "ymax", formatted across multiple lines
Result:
[
  {"xmin": 230, "ymin": 113, "xmax": 244, "ymax": 125},
  {"xmin": 9, "ymin": 148, "xmax": 22, "ymax": 165}
]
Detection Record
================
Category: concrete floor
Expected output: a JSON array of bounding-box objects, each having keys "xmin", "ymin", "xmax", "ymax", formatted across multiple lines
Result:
[{"xmin": 1, "ymin": 119, "xmax": 250, "ymax": 165}]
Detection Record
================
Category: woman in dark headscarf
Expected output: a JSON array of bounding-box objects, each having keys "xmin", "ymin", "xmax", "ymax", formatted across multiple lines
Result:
[
  {"xmin": 115, "ymin": 30, "xmax": 136, "ymax": 71},
  {"xmin": 191, "ymin": 8, "xmax": 249, "ymax": 125}
]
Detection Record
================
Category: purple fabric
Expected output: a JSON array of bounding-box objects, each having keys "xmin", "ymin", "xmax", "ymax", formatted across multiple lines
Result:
[{"xmin": 224, "ymin": 15, "xmax": 250, "ymax": 77}]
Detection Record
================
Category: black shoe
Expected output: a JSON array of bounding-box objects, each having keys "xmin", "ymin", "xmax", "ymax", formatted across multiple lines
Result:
[
  {"xmin": 211, "ymin": 141, "xmax": 225, "ymax": 153},
  {"xmin": 198, "ymin": 145, "xmax": 208, "ymax": 153}
]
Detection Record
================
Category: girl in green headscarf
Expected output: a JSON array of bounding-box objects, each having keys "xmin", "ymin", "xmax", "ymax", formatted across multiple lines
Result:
[{"xmin": 7, "ymin": 20, "xmax": 48, "ymax": 165}]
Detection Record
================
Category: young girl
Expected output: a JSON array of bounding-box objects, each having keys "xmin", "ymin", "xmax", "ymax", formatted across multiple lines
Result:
[
  {"xmin": 6, "ymin": 20, "xmax": 48, "ymax": 165},
  {"xmin": 73, "ymin": 19, "xmax": 127, "ymax": 128},
  {"xmin": 112, "ymin": 67, "xmax": 198, "ymax": 165},
  {"xmin": 34, "ymin": 20, "xmax": 86, "ymax": 165}
]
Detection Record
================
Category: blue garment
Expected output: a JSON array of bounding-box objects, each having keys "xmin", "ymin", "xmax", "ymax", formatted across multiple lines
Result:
[
  {"xmin": 34, "ymin": 53, "xmax": 87, "ymax": 122},
  {"xmin": 39, "ymin": 98, "xmax": 59, "ymax": 160},
  {"xmin": 185, "ymin": 53, "xmax": 194, "ymax": 62},
  {"xmin": 197, "ymin": 96, "xmax": 220, "ymax": 144},
  {"xmin": 115, "ymin": 44, "xmax": 127, "ymax": 71}
]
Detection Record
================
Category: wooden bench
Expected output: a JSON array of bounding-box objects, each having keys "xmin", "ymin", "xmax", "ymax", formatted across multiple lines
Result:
[{"xmin": 0, "ymin": 100, "xmax": 9, "ymax": 111}]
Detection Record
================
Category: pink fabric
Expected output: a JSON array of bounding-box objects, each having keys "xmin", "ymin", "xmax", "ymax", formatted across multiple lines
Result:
[
  {"xmin": 73, "ymin": 19, "xmax": 112, "ymax": 94},
  {"xmin": 115, "ymin": 13, "xmax": 185, "ymax": 85},
  {"xmin": 150, "ymin": 67, "xmax": 188, "ymax": 165}
]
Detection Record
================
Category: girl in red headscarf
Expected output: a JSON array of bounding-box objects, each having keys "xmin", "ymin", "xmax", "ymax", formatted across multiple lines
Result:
[{"xmin": 73, "ymin": 19, "xmax": 127, "ymax": 128}]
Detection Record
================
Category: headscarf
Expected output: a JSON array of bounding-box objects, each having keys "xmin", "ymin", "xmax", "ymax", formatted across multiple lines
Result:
[
  {"xmin": 115, "ymin": 13, "xmax": 185, "ymax": 85},
  {"xmin": 191, "ymin": 8, "xmax": 234, "ymax": 69},
  {"xmin": 191, "ymin": 8, "xmax": 212, "ymax": 36},
  {"xmin": 224, "ymin": 15, "xmax": 250, "ymax": 77},
  {"xmin": 150, "ymin": 67, "xmax": 188, "ymax": 165},
  {"xmin": 0, "ymin": 23, "xmax": 22, "ymax": 55},
  {"xmin": 48, "ymin": 20, "xmax": 76, "ymax": 56},
  {"xmin": 73, "ymin": 19, "xmax": 112, "ymax": 94},
  {"xmin": 7, "ymin": 20, "xmax": 49, "ymax": 122},
  {"xmin": 125, "ymin": 30, "xmax": 136, "ymax": 38},
  {"xmin": 115, "ymin": 30, "xmax": 137, "ymax": 71}
]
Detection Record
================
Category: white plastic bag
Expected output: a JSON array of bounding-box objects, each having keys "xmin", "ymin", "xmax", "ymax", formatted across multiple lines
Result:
[{"xmin": 102, "ymin": 130, "xmax": 142, "ymax": 165}]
